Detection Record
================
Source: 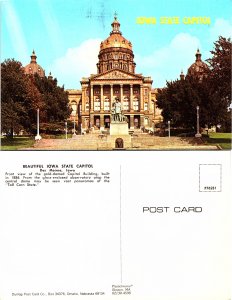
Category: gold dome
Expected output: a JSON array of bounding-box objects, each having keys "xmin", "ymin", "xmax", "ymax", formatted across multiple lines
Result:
[
  {"xmin": 100, "ymin": 15, "xmax": 132, "ymax": 50},
  {"xmin": 97, "ymin": 15, "xmax": 136, "ymax": 74},
  {"xmin": 100, "ymin": 34, "xmax": 132, "ymax": 50}
]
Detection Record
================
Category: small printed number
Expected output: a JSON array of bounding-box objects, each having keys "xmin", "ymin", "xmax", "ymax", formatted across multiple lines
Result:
[{"xmin": 204, "ymin": 186, "xmax": 216, "ymax": 190}]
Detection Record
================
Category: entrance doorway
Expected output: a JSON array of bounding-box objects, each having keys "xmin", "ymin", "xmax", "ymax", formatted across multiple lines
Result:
[
  {"xmin": 134, "ymin": 115, "xmax": 140, "ymax": 129},
  {"xmin": 104, "ymin": 116, "xmax": 110, "ymax": 128},
  {"xmin": 94, "ymin": 116, "xmax": 100, "ymax": 129},
  {"xmin": 115, "ymin": 138, "xmax": 124, "ymax": 148}
]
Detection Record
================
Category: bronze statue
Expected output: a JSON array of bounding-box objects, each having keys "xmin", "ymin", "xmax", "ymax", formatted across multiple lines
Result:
[{"xmin": 111, "ymin": 98, "xmax": 127, "ymax": 123}]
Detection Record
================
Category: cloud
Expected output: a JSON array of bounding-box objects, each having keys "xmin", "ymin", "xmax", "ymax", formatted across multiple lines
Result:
[
  {"xmin": 3, "ymin": 1, "xmax": 28, "ymax": 63},
  {"xmin": 135, "ymin": 33, "xmax": 201, "ymax": 87},
  {"xmin": 50, "ymin": 34, "xmax": 201, "ymax": 90},
  {"xmin": 209, "ymin": 18, "xmax": 232, "ymax": 41},
  {"xmin": 49, "ymin": 39, "xmax": 101, "ymax": 89}
]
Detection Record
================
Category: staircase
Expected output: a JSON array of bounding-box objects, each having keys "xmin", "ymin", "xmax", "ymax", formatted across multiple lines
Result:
[{"xmin": 32, "ymin": 133, "xmax": 218, "ymax": 150}]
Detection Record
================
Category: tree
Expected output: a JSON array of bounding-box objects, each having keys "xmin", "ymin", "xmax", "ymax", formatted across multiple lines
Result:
[
  {"xmin": 157, "ymin": 77, "xmax": 208, "ymax": 129},
  {"xmin": 157, "ymin": 36, "xmax": 232, "ymax": 131},
  {"xmin": 33, "ymin": 74, "xmax": 71, "ymax": 123},
  {"xmin": 1, "ymin": 59, "xmax": 71, "ymax": 137},
  {"xmin": 1, "ymin": 59, "xmax": 42, "ymax": 137},
  {"xmin": 207, "ymin": 36, "xmax": 231, "ymax": 107},
  {"xmin": 206, "ymin": 36, "xmax": 231, "ymax": 131}
]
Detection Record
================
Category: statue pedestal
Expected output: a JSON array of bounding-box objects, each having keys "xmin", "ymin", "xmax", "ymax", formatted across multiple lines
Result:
[
  {"xmin": 109, "ymin": 122, "xmax": 131, "ymax": 149},
  {"xmin": 110, "ymin": 122, "xmax": 129, "ymax": 136}
]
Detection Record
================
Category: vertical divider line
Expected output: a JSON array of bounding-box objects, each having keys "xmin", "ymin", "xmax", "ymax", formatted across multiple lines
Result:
[{"xmin": 120, "ymin": 165, "xmax": 122, "ymax": 284}]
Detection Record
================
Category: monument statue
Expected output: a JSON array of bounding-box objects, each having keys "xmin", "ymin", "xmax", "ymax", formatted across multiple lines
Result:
[{"xmin": 111, "ymin": 98, "xmax": 127, "ymax": 122}]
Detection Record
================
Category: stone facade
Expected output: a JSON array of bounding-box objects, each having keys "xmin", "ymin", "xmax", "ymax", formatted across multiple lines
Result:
[{"xmin": 67, "ymin": 15, "xmax": 162, "ymax": 131}]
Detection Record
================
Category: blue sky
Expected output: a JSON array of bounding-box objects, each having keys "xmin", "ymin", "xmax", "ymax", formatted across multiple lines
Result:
[{"xmin": 1, "ymin": 0, "xmax": 232, "ymax": 89}]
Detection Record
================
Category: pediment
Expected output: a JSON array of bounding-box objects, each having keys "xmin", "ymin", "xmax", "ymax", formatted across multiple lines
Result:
[{"xmin": 91, "ymin": 69, "xmax": 143, "ymax": 80}]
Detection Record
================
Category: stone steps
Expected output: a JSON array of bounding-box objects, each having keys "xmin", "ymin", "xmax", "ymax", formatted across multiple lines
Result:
[{"xmin": 32, "ymin": 135, "xmax": 218, "ymax": 150}]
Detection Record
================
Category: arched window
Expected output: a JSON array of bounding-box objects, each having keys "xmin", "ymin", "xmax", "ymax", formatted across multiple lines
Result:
[
  {"xmin": 85, "ymin": 102, "xmax": 89, "ymax": 111},
  {"xmin": 144, "ymin": 102, "xmax": 148, "ymax": 111},
  {"xmin": 71, "ymin": 101, "xmax": 77, "ymax": 116}
]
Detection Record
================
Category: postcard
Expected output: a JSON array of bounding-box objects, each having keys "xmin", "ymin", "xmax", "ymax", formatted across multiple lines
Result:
[{"xmin": 0, "ymin": 0, "xmax": 231, "ymax": 299}]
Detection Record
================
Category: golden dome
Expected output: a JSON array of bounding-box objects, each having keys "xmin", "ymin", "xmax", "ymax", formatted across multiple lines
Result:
[
  {"xmin": 100, "ymin": 15, "xmax": 132, "ymax": 51},
  {"xmin": 97, "ymin": 15, "xmax": 136, "ymax": 74}
]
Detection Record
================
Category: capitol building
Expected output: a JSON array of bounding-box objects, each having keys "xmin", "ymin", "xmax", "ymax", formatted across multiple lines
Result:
[
  {"xmin": 67, "ymin": 15, "xmax": 162, "ymax": 132},
  {"xmin": 23, "ymin": 15, "xmax": 208, "ymax": 133}
]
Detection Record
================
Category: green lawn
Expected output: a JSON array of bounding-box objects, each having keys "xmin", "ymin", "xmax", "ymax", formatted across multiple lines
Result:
[
  {"xmin": 1, "ymin": 136, "xmax": 35, "ymax": 150},
  {"xmin": 1, "ymin": 134, "xmax": 73, "ymax": 150},
  {"xmin": 1, "ymin": 132, "xmax": 231, "ymax": 150},
  {"xmin": 205, "ymin": 132, "xmax": 232, "ymax": 150}
]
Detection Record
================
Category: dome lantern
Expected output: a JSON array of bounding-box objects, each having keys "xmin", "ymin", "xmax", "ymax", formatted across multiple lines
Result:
[{"xmin": 110, "ymin": 12, "xmax": 121, "ymax": 35}]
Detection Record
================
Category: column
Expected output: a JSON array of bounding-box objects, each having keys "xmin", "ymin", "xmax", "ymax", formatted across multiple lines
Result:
[
  {"xmin": 90, "ymin": 84, "xmax": 94, "ymax": 112},
  {"xmin": 130, "ymin": 84, "xmax": 133, "ymax": 111},
  {"xmin": 81, "ymin": 116, "xmax": 86, "ymax": 130},
  {"xmin": 90, "ymin": 114, "xmax": 94, "ymax": 129},
  {"xmin": 148, "ymin": 89, "xmax": 151, "ymax": 111},
  {"xmin": 140, "ymin": 84, "xmax": 144, "ymax": 111},
  {"xmin": 130, "ymin": 115, "xmax": 134, "ymax": 130},
  {"xmin": 100, "ymin": 84, "xmax": 104, "ymax": 112},
  {"xmin": 82, "ymin": 88, "xmax": 86, "ymax": 113},
  {"xmin": 110, "ymin": 84, "xmax": 113, "ymax": 108},
  {"xmin": 100, "ymin": 114, "xmax": 104, "ymax": 131},
  {"xmin": 140, "ymin": 115, "xmax": 144, "ymax": 129},
  {"xmin": 120, "ymin": 84, "xmax": 123, "ymax": 102}
]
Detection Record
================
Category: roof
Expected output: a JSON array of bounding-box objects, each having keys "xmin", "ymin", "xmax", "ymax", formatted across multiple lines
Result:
[
  {"xmin": 100, "ymin": 16, "xmax": 132, "ymax": 51},
  {"xmin": 24, "ymin": 50, "xmax": 45, "ymax": 77},
  {"xmin": 187, "ymin": 49, "xmax": 209, "ymax": 77}
]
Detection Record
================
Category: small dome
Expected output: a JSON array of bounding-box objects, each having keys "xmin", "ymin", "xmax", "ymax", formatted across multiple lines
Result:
[
  {"xmin": 24, "ymin": 50, "xmax": 45, "ymax": 77},
  {"xmin": 187, "ymin": 49, "xmax": 208, "ymax": 78}
]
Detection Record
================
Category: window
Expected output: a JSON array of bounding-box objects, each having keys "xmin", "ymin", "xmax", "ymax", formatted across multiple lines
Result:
[
  {"xmin": 94, "ymin": 98, "xmax": 100, "ymax": 111},
  {"xmin": 123, "ymin": 97, "xmax": 129, "ymax": 111},
  {"xmin": 85, "ymin": 102, "xmax": 89, "ymax": 111},
  {"xmin": 71, "ymin": 101, "xmax": 77, "ymax": 116},
  {"xmin": 104, "ymin": 98, "xmax": 110, "ymax": 111},
  {"xmin": 144, "ymin": 102, "xmax": 148, "ymax": 111},
  {"xmin": 133, "ymin": 98, "xmax": 139, "ymax": 111}
]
